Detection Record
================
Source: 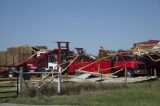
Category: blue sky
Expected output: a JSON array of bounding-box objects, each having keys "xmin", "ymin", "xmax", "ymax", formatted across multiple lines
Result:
[{"xmin": 0, "ymin": 0, "xmax": 160, "ymax": 55}]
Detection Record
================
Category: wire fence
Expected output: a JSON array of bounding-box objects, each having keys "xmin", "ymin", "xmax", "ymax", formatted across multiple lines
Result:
[{"xmin": 18, "ymin": 68, "xmax": 155, "ymax": 97}]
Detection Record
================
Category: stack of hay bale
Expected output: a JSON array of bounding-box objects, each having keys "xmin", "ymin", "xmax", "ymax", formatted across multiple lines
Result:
[{"xmin": 0, "ymin": 45, "xmax": 48, "ymax": 66}]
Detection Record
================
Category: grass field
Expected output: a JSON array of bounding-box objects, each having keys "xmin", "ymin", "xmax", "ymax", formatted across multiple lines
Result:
[{"xmin": 1, "ymin": 80, "xmax": 159, "ymax": 106}]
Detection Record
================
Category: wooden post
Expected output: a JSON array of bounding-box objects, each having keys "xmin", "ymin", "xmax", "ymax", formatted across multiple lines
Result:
[
  {"xmin": 19, "ymin": 67, "xmax": 23, "ymax": 96},
  {"xmin": 98, "ymin": 64, "xmax": 102, "ymax": 80},
  {"xmin": 58, "ymin": 67, "xmax": 61, "ymax": 94},
  {"xmin": 16, "ymin": 70, "xmax": 19, "ymax": 97},
  {"xmin": 124, "ymin": 65, "xmax": 127, "ymax": 86},
  {"xmin": 154, "ymin": 68, "xmax": 157, "ymax": 76}
]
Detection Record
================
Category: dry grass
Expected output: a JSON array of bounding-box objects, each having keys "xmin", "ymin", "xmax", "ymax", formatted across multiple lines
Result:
[
  {"xmin": 1, "ymin": 80, "xmax": 160, "ymax": 106},
  {"xmin": 6, "ymin": 80, "xmax": 160, "ymax": 106}
]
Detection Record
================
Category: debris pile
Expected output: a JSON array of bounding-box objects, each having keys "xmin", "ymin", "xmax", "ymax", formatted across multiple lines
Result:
[
  {"xmin": 132, "ymin": 40, "xmax": 160, "ymax": 55},
  {"xmin": 132, "ymin": 40, "xmax": 160, "ymax": 76}
]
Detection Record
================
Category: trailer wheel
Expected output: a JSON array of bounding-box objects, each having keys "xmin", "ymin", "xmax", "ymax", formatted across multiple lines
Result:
[
  {"xmin": 41, "ymin": 69, "xmax": 48, "ymax": 78},
  {"xmin": 124, "ymin": 69, "xmax": 134, "ymax": 77},
  {"xmin": 8, "ymin": 67, "xmax": 16, "ymax": 78}
]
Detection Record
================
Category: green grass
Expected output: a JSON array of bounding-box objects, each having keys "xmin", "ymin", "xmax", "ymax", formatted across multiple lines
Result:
[{"xmin": 3, "ymin": 80, "xmax": 160, "ymax": 106}]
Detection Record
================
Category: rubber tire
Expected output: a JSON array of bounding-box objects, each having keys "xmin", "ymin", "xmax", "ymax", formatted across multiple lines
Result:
[
  {"xmin": 124, "ymin": 69, "xmax": 134, "ymax": 77},
  {"xmin": 41, "ymin": 69, "xmax": 47, "ymax": 78}
]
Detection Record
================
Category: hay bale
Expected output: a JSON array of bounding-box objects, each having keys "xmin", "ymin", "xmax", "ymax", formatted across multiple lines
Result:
[
  {"xmin": 0, "ymin": 51, "xmax": 7, "ymax": 66},
  {"xmin": 17, "ymin": 45, "xmax": 34, "ymax": 62},
  {"xmin": 0, "ymin": 45, "xmax": 48, "ymax": 66}
]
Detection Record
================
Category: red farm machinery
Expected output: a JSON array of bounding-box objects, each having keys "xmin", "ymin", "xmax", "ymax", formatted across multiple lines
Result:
[{"xmin": 9, "ymin": 41, "xmax": 146, "ymax": 78}]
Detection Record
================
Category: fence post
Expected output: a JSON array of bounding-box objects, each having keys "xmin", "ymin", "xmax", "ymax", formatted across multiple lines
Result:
[
  {"xmin": 16, "ymin": 70, "xmax": 19, "ymax": 97},
  {"xmin": 154, "ymin": 68, "xmax": 157, "ymax": 76},
  {"xmin": 19, "ymin": 67, "xmax": 23, "ymax": 96},
  {"xmin": 58, "ymin": 67, "xmax": 61, "ymax": 94},
  {"xmin": 124, "ymin": 65, "xmax": 127, "ymax": 87},
  {"xmin": 98, "ymin": 64, "xmax": 102, "ymax": 80}
]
